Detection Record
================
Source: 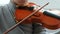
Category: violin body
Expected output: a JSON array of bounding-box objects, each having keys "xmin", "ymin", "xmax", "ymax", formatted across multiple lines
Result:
[{"xmin": 14, "ymin": 3, "xmax": 60, "ymax": 30}]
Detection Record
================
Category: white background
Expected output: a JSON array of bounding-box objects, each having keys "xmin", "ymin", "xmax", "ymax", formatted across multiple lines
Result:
[
  {"xmin": 0, "ymin": 0, "xmax": 60, "ymax": 9},
  {"xmin": 0, "ymin": 0, "xmax": 10, "ymax": 5}
]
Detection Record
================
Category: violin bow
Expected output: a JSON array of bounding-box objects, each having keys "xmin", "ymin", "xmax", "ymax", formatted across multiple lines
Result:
[{"xmin": 3, "ymin": 2, "xmax": 49, "ymax": 34}]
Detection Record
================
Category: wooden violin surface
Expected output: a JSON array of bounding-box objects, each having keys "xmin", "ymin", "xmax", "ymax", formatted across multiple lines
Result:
[{"xmin": 14, "ymin": 8, "xmax": 60, "ymax": 30}]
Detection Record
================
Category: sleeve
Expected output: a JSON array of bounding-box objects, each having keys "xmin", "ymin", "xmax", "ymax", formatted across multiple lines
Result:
[
  {"xmin": 0, "ymin": 6, "xmax": 2, "ymax": 16},
  {"xmin": 0, "ymin": 6, "xmax": 3, "ymax": 17},
  {"xmin": 0, "ymin": 6, "xmax": 3, "ymax": 34},
  {"xmin": 0, "ymin": 31, "xmax": 2, "ymax": 34}
]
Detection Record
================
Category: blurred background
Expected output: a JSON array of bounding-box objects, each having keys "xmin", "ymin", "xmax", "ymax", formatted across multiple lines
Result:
[
  {"xmin": 0, "ymin": 0, "xmax": 60, "ymax": 10},
  {"xmin": 0, "ymin": 0, "xmax": 60, "ymax": 34}
]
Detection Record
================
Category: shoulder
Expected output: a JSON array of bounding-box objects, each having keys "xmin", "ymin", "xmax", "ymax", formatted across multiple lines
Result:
[
  {"xmin": 0, "ymin": 4, "xmax": 8, "ymax": 11},
  {"xmin": 0, "ymin": 6, "xmax": 3, "ymax": 14},
  {"xmin": 0, "ymin": 5, "xmax": 6, "ymax": 10},
  {"xmin": 0, "ymin": 5, "xmax": 7, "ymax": 15}
]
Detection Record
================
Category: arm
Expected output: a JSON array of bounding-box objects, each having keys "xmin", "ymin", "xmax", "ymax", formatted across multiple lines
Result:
[{"xmin": 0, "ymin": 6, "xmax": 3, "ymax": 34}]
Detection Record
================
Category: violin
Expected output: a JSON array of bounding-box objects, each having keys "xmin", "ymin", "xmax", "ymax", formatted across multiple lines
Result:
[
  {"xmin": 14, "ymin": 3, "xmax": 60, "ymax": 30},
  {"xmin": 4, "ymin": 2, "xmax": 60, "ymax": 34}
]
